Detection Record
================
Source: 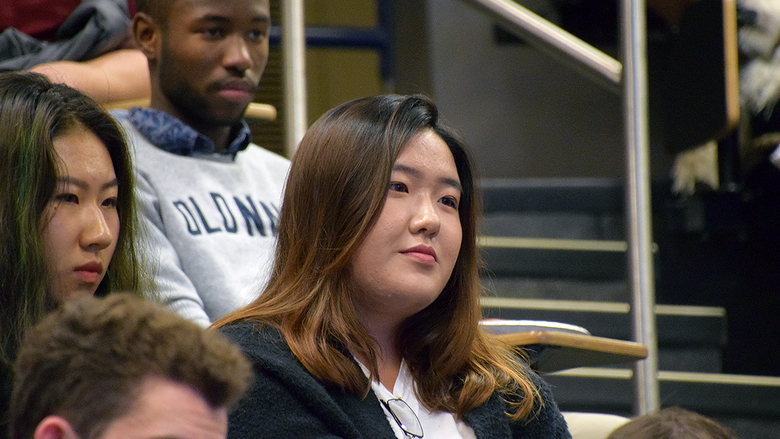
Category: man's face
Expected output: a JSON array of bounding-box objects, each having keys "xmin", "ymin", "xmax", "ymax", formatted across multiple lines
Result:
[
  {"xmin": 98, "ymin": 377, "xmax": 228, "ymax": 439},
  {"xmin": 155, "ymin": 0, "xmax": 270, "ymax": 131}
]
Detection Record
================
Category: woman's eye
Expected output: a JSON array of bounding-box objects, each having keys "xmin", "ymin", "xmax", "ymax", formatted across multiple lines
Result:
[
  {"xmin": 389, "ymin": 182, "xmax": 408, "ymax": 193},
  {"xmin": 440, "ymin": 196, "xmax": 459, "ymax": 209},
  {"xmin": 103, "ymin": 197, "xmax": 118, "ymax": 209},
  {"xmin": 56, "ymin": 193, "xmax": 78, "ymax": 204}
]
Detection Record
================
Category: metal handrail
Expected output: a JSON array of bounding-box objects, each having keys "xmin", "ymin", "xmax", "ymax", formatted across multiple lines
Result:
[
  {"xmin": 461, "ymin": 0, "xmax": 658, "ymax": 414},
  {"xmin": 465, "ymin": 0, "xmax": 622, "ymax": 94},
  {"xmin": 620, "ymin": 0, "xmax": 660, "ymax": 414}
]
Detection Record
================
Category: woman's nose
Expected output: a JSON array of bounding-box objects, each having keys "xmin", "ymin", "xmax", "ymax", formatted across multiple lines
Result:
[
  {"xmin": 80, "ymin": 205, "xmax": 114, "ymax": 251},
  {"xmin": 409, "ymin": 197, "xmax": 441, "ymax": 237}
]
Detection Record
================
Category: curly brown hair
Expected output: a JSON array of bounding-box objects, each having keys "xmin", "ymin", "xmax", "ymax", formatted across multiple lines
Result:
[{"xmin": 10, "ymin": 294, "xmax": 251, "ymax": 439}]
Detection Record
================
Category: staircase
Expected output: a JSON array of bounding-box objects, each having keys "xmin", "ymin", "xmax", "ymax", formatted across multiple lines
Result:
[{"xmin": 478, "ymin": 177, "xmax": 780, "ymax": 438}]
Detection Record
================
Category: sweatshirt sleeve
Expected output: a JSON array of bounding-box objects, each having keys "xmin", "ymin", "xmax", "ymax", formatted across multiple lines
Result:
[{"xmin": 135, "ymin": 169, "xmax": 211, "ymax": 327}]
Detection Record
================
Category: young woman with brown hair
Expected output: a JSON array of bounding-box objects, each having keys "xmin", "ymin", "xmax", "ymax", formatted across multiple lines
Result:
[
  {"xmin": 215, "ymin": 95, "xmax": 570, "ymax": 438},
  {"xmin": 0, "ymin": 72, "xmax": 149, "ymax": 435}
]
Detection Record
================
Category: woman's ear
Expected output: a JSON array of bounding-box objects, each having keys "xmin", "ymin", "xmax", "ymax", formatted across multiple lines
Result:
[
  {"xmin": 34, "ymin": 416, "xmax": 81, "ymax": 439},
  {"xmin": 132, "ymin": 12, "xmax": 161, "ymax": 61}
]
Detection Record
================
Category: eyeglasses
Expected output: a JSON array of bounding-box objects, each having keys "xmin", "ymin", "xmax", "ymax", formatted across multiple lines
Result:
[{"xmin": 381, "ymin": 398, "xmax": 424, "ymax": 438}]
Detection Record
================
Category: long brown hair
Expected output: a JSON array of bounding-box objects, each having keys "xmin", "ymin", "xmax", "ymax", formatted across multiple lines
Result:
[
  {"xmin": 214, "ymin": 95, "xmax": 539, "ymax": 419},
  {"xmin": 0, "ymin": 72, "xmax": 148, "ymax": 371}
]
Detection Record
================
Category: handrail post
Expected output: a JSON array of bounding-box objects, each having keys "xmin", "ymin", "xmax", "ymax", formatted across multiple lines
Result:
[
  {"xmin": 621, "ymin": 0, "xmax": 660, "ymax": 415},
  {"xmin": 282, "ymin": 0, "xmax": 307, "ymax": 156}
]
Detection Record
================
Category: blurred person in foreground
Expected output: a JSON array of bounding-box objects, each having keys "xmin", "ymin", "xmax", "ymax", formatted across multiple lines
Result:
[
  {"xmin": 9, "ymin": 293, "xmax": 251, "ymax": 439},
  {"xmin": 607, "ymin": 407, "xmax": 739, "ymax": 439}
]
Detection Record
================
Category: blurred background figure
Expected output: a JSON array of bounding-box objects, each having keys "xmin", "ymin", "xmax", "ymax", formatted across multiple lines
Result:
[
  {"xmin": 0, "ymin": 0, "xmax": 135, "ymax": 71},
  {"xmin": 1, "ymin": 0, "xmax": 150, "ymax": 104}
]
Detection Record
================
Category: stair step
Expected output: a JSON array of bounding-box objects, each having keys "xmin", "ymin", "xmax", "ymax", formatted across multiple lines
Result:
[
  {"xmin": 479, "ymin": 236, "xmax": 631, "ymax": 280},
  {"xmin": 482, "ymin": 177, "xmax": 626, "ymax": 214},
  {"xmin": 544, "ymin": 368, "xmax": 780, "ymax": 439},
  {"xmin": 482, "ymin": 277, "xmax": 628, "ymax": 303}
]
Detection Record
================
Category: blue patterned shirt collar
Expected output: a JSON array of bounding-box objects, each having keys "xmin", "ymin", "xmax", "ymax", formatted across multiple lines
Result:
[{"xmin": 127, "ymin": 107, "xmax": 251, "ymax": 157}]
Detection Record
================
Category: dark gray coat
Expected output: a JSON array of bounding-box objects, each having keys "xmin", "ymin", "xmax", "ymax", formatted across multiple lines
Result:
[{"xmin": 221, "ymin": 322, "xmax": 571, "ymax": 439}]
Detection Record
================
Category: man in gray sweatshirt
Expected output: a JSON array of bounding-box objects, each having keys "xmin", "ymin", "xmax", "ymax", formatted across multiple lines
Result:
[{"xmin": 115, "ymin": 0, "xmax": 289, "ymax": 326}]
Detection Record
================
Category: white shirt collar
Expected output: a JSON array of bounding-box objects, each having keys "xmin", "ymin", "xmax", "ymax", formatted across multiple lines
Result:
[{"xmin": 355, "ymin": 357, "xmax": 476, "ymax": 439}]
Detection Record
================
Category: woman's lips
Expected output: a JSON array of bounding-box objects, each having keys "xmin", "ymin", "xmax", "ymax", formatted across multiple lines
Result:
[
  {"xmin": 405, "ymin": 251, "xmax": 436, "ymax": 264},
  {"xmin": 75, "ymin": 270, "xmax": 100, "ymax": 283},
  {"xmin": 74, "ymin": 262, "xmax": 102, "ymax": 283},
  {"xmin": 402, "ymin": 245, "xmax": 437, "ymax": 264}
]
